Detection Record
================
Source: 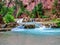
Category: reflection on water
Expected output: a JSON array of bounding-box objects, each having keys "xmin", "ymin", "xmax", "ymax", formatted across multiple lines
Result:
[{"xmin": 0, "ymin": 32, "xmax": 60, "ymax": 45}]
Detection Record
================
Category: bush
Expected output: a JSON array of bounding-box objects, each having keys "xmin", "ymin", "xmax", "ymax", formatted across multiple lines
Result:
[
  {"xmin": 3, "ymin": 7, "xmax": 15, "ymax": 24},
  {"xmin": 3, "ymin": 14, "xmax": 15, "ymax": 24},
  {"xmin": 56, "ymin": 22, "xmax": 60, "ymax": 27},
  {"xmin": 56, "ymin": 19, "xmax": 60, "ymax": 27},
  {"xmin": 32, "ymin": 2, "xmax": 44, "ymax": 18},
  {"xmin": 52, "ymin": 8, "xmax": 57, "ymax": 14}
]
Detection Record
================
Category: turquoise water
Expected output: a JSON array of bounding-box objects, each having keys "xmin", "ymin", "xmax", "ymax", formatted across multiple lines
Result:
[
  {"xmin": 0, "ymin": 32, "xmax": 60, "ymax": 45},
  {"xmin": 11, "ymin": 26, "xmax": 60, "ymax": 36},
  {"xmin": 3, "ymin": 24, "xmax": 59, "ymax": 45},
  {"xmin": 11, "ymin": 22, "xmax": 60, "ymax": 35},
  {"xmin": 0, "ymin": 27, "xmax": 60, "ymax": 45}
]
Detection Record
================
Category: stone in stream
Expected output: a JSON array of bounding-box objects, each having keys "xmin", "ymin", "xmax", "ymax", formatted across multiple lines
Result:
[{"xmin": 24, "ymin": 24, "xmax": 35, "ymax": 29}]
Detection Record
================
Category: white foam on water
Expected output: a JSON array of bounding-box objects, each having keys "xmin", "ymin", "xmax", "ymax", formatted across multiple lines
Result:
[{"xmin": 11, "ymin": 22, "xmax": 60, "ymax": 33}]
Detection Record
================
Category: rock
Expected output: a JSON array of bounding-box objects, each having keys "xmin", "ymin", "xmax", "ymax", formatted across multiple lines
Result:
[
  {"xmin": 34, "ymin": 18, "xmax": 40, "ymax": 22},
  {"xmin": 0, "ymin": 24, "xmax": 7, "ymax": 28},
  {"xmin": 1, "ymin": 24, "xmax": 7, "ymax": 28},
  {"xmin": 51, "ymin": 23, "xmax": 58, "ymax": 28},
  {"xmin": 22, "ymin": 17, "xmax": 31, "ymax": 22},
  {"xmin": 44, "ymin": 24, "xmax": 51, "ymax": 28},
  {"xmin": 6, "ymin": 22, "xmax": 18, "ymax": 28},
  {"xmin": 24, "ymin": 24, "xmax": 35, "ymax": 29}
]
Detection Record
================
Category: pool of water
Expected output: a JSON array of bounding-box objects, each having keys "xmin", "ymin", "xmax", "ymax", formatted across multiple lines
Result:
[
  {"xmin": 0, "ymin": 32, "xmax": 60, "ymax": 45},
  {"xmin": 11, "ymin": 25, "xmax": 60, "ymax": 35},
  {"xmin": 1, "ymin": 22, "xmax": 59, "ymax": 45}
]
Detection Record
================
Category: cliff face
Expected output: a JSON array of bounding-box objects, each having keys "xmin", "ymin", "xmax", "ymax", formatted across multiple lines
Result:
[
  {"xmin": 22, "ymin": 0, "xmax": 54, "ymax": 11},
  {"xmin": 5, "ymin": 0, "xmax": 55, "ymax": 11}
]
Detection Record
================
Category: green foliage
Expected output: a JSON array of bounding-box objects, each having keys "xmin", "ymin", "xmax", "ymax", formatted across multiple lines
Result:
[
  {"xmin": 19, "ymin": 1, "xmax": 25, "ymax": 11},
  {"xmin": 51, "ymin": 18, "xmax": 60, "ymax": 22},
  {"xmin": 37, "ymin": 3, "xmax": 43, "ymax": 15},
  {"xmin": 52, "ymin": 8, "xmax": 57, "ymax": 14},
  {"xmin": 0, "ymin": 1, "xmax": 15, "ymax": 24},
  {"xmin": 15, "ymin": 0, "xmax": 25, "ymax": 18},
  {"xmin": 32, "ymin": 2, "xmax": 43, "ymax": 17},
  {"xmin": 32, "ymin": 6, "xmax": 37, "ymax": 16},
  {"xmin": 41, "ymin": 16, "xmax": 49, "ymax": 18},
  {"xmin": 30, "ymin": 14, "xmax": 35, "ymax": 18},
  {"xmin": 8, "ymin": 7, "xmax": 14, "ymax": 14},
  {"xmin": 3, "ymin": 14, "xmax": 15, "ymax": 24},
  {"xmin": 3, "ymin": 7, "xmax": 15, "ymax": 24},
  {"xmin": 54, "ymin": 0, "xmax": 58, "ymax": 7},
  {"xmin": 0, "ymin": 2, "xmax": 3, "ymax": 11},
  {"xmin": 0, "ymin": 6, "xmax": 14, "ymax": 16},
  {"xmin": 16, "ymin": 8, "xmax": 23, "ymax": 18},
  {"xmin": 0, "ymin": 2, "xmax": 5, "ymax": 15},
  {"xmin": 0, "ymin": 6, "xmax": 8, "ymax": 16},
  {"xmin": 56, "ymin": 22, "xmax": 60, "ymax": 27},
  {"xmin": 56, "ymin": 19, "xmax": 60, "ymax": 27}
]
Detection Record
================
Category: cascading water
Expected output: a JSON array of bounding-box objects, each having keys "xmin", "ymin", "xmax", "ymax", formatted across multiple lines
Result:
[
  {"xmin": 12, "ymin": 20, "xmax": 60, "ymax": 34},
  {"xmin": 12, "ymin": 22, "xmax": 52, "ymax": 31},
  {"xmin": 16, "ymin": 18, "xmax": 23, "ymax": 25},
  {"xmin": 35, "ymin": 23, "xmax": 52, "ymax": 30}
]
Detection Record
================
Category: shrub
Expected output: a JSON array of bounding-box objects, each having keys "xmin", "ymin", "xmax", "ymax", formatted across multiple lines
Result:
[
  {"xmin": 32, "ymin": 2, "xmax": 44, "ymax": 18},
  {"xmin": 56, "ymin": 22, "xmax": 60, "ymax": 27},
  {"xmin": 3, "ymin": 7, "xmax": 15, "ymax": 24},
  {"xmin": 52, "ymin": 8, "xmax": 57, "ymax": 14},
  {"xmin": 3, "ymin": 14, "xmax": 15, "ymax": 24}
]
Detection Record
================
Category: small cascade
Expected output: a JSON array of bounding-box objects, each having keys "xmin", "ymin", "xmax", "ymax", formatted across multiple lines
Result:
[
  {"xmin": 12, "ymin": 22, "xmax": 52, "ymax": 31},
  {"xmin": 17, "ymin": 18, "xmax": 23, "ymax": 25},
  {"xmin": 39, "ymin": 24, "xmax": 52, "ymax": 30}
]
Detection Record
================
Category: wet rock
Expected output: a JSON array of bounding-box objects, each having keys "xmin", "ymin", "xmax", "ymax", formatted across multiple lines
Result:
[
  {"xmin": 44, "ymin": 24, "xmax": 51, "ymax": 28},
  {"xmin": 24, "ymin": 24, "xmax": 35, "ymax": 29},
  {"xmin": 51, "ymin": 23, "xmax": 59, "ymax": 28},
  {"xmin": 0, "ymin": 24, "xmax": 7, "ymax": 28},
  {"xmin": 34, "ymin": 18, "xmax": 40, "ymax": 22},
  {"xmin": 22, "ymin": 17, "xmax": 31, "ymax": 22},
  {"xmin": 6, "ymin": 22, "xmax": 18, "ymax": 28}
]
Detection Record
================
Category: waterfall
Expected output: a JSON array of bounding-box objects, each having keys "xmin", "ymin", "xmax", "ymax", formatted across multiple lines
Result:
[{"xmin": 17, "ymin": 18, "xmax": 23, "ymax": 25}]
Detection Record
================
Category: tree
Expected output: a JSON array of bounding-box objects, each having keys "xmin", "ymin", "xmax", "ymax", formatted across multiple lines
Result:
[
  {"xmin": 37, "ymin": 3, "xmax": 44, "ymax": 17},
  {"xmin": 54, "ymin": 0, "xmax": 58, "ymax": 8},
  {"xmin": 15, "ymin": 0, "xmax": 25, "ymax": 18},
  {"xmin": 53, "ymin": 0, "xmax": 60, "ymax": 18},
  {"xmin": 32, "ymin": 2, "xmax": 44, "ymax": 18}
]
